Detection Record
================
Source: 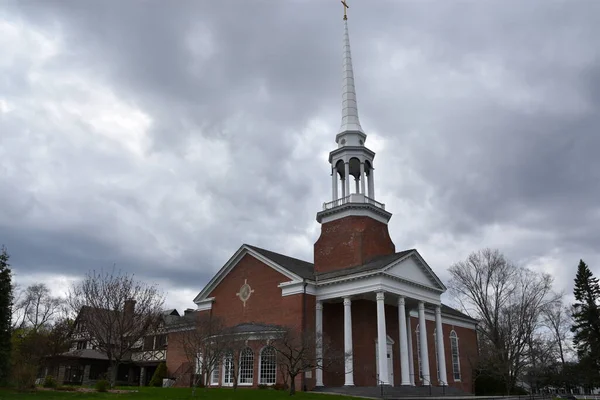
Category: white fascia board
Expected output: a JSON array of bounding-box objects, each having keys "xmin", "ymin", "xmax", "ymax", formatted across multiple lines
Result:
[
  {"xmin": 315, "ymin": 274, "xmax": 441, "ymax": 304},
  {"xmin": 408, "ymin": 309, "xmax": 477, "ymax": 330},
  {"xmin": 319, "ymin": 207, "xmax": 390, "ymax": 224},
  {"xmin": 279, "ymin": 281, "xmax": 317, "ymax": 296},
  {"xmin": 193, "ymin": 245, "xmax": 302, "ymax": 304},
  {"xmin": 196, "ymin": 297, "xmax": 215, "ymax": 311}
]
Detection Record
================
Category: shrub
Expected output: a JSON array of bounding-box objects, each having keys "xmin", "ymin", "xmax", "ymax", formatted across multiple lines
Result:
[
  {"xmin": 149, "ymin": 362, "xmax": 168, "ymax": 387},
  {"xmin": 95, "ymin": 379, "xmax": 110, "ymax": 392},
  {"xmin": 258, "ymin": 384, "xmax": 268, "ymax": 389},
  {"xmin": 273, "ymin": 383, "xmax": 287, "ymax": 391},
  {"xmin": 42, "ymin": 375, "xmax": 58, "ymax": 388}
]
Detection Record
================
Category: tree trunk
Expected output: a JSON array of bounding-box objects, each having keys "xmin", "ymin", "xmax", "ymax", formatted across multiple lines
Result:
[
  {"xmin": 108, "ymin": 361, "xmax": 119, "ymax": 388},
  {"xmin": 289, "ymin": 373, "xmax": 296, "ymax": 395}
]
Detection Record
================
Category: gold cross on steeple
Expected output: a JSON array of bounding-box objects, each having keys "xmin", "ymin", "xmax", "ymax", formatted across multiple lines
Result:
[{"xmin": 341, "ymin": 0, "xmax": 349, "ymax": 20}]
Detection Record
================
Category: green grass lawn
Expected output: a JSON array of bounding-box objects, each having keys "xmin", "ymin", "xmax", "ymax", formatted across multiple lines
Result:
[{"xmin": 0, "ymin": 387, "xmax": 358, "ymax": 400}]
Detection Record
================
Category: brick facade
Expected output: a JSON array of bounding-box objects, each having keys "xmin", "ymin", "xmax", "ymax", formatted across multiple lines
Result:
[{"xmin": 314, "ymin": 216, "xmax": 396, "ymax": 274}]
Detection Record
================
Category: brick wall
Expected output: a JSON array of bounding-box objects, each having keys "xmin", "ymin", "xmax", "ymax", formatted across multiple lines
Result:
[
  {"xmin": 314, "ymin": 216, "xmax": 396, "ymax": 274},
  {"xmin": 168, "ymin": 253, "xmax": 316, "ymax": 389}
]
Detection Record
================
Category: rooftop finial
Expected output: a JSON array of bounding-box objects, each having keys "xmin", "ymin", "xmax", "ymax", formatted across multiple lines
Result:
[{"xmin": 341, "ymin": 0, "xmax": 349, "ymax": 20}]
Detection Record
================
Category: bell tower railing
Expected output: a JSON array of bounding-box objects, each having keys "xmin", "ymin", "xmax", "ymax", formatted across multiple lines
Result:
[{"xmin": 323, "ymin": 193, "xmax": 385, "ymax": 211}]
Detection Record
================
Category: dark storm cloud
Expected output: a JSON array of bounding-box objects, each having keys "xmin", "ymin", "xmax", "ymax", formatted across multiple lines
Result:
[{"xmin": 1, "ymin": 0, "xmax": 599, "ymax": 309}]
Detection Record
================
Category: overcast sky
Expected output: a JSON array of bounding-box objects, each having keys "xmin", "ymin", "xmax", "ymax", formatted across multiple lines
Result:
[{"xmin": 1, "ymin": 0, "xmax": 599, "ymax": 312}]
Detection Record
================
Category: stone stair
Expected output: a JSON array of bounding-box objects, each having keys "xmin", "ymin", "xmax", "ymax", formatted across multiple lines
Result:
[{"xmin": 312, "ymin": 385, "xmax": 473, "ymax": 399}]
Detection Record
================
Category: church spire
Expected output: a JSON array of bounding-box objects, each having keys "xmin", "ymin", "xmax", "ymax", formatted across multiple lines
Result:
[{"xmin": 339, "ymin": 1, "xmax": 364, "ymax": 136}]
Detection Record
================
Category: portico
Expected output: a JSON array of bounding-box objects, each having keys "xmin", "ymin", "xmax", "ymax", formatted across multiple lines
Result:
[{"xmin": 313, "ymin": 252, "xmax": 449, "ymax": 387}]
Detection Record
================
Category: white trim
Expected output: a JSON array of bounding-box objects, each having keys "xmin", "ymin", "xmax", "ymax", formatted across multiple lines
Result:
[
  {"xmin": 317, "ymin": 204, "xmax": 391, "ymax": 224},
  {"xmin": 196, "ymin": 297, "xmax": 215, "ymax": 311},
  {"xmin": 279, "ymin": 281, "xmax": 317, "ymax": 296},
  {"xmin": 408, "ymin": 310, "xmax": 477, "ymax": 330},
  {"xmin": 193, "ymin": 245, "xmax": 302, "ymax": 303},
  {"xmin": 381, "ymin": 251, "xmax": 447, "ymax": 292},
  {"xmin": 316, "ymin": 274, "xmax": 442, "ymax": 304},
  {"xmin": 238, "ymin": 347, "xmax": 254, "ymax": 386}
]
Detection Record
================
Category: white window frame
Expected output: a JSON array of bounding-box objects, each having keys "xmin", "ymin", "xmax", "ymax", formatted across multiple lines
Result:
[
  {"xmin": 210, "ymin": 362, "xmax": 219, "ymax": 386},
  {"xmin": 258, "ymin": 346, "xmax": 277, "ymax": 385},
  {"xmin": 450, "ymin": 330, "xmax": 461, "ymax": 382},
  {"xmin": 222, "ymin": 353, "xmax": 234, "ymax": 386},
  {"xmin": 238, "ymin": 347, "xmax": 254, "ymax": 386}
]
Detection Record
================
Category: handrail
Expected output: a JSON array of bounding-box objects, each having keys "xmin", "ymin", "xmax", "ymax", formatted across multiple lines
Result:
[{"xmin": 322, "ymin": 194, "xmax": 385, "ymax": 211}]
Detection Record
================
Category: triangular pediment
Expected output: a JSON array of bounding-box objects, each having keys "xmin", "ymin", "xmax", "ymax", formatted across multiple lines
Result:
[
  {"xmin": 193, "ymin": 244, "xmax": 303, "ymax": 304},
  {"xmin": 382, "ymin": 251, "xmax": 446, "ymax": 292}
]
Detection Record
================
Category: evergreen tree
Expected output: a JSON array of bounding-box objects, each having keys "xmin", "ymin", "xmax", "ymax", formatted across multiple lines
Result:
[
  {"xmin": 0, "ymin": 246, "xmax": 12, "ymax": 385},
  {"xmin": 571, "ymin": 259, "xmax": 600, "ymax": 367}
]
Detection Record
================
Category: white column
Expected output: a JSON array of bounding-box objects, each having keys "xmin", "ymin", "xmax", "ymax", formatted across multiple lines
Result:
[
  {"xmin": 355, "ymin": 177, "xmax": 359, "ymax": 194},
  {"xmin": 376, "ymin": 292, "xmax": 389, "ymax": 385},
  {"xmin": 406, "ymin": 314, "xmax": 415, "ymax": 385},
  {"xmin": 360, "ymin": 162, "xmax": 366, "ymax": 195},
  {"xmin": 341, "ymin": 178, "xmax": 346, "ymax": 198},
  {"xmin": 332, "ymin": 169, "xmax": 338, "ymax": 201},
  {"xmin": 435, "ymin": 306, "xmax": 447, "ymax": 386},
  {"xmin": 344, "ymin": 162, "xmax": 350, "ymax": 198},
  {"xmin": 368, "ymin": 168, "xmax": 375, "ymax": 198},
  {"xmin": 398, "ymin": 297, "xmax": 411, "ymax": 385},
  {"xmin": 316, "ymin": 302, "xmax": 324, "ymax": 386},
  {"xmin": 343, "ymin": 297, "xmax": 354, "ymax": 386},
  {"xmin": 418, "ymin": 302, "xmax": 430, "ymax": 385}
]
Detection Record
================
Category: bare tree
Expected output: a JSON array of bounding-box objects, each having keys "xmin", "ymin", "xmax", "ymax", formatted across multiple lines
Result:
[
  {"xmin": 543, "ymin": 299, "xmax": 573, "ymax": 368},
  {"xmin": 175, "ymin": 313, "xmax": 230, "ymax": 395},
  {"xmin": 67, "ymin": 269, "xmax": 164, "ymax": 387},
  {"xmin": 448, "ymin": 249, "xmax": 557, "ymax": 394},
  {"xmin": 270, "ymin": 325, "xmax": 346, "ymax": 395},
  {"xmin": 13, "ymin": 283, "xmax": 64, "ymax": 331}
]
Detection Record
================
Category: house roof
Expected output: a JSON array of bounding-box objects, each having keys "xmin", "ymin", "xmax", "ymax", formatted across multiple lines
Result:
[
  {"xmin": 440, "ymin": 304, "xmax": 478, "ymax": 322},
  {"xmin": 245, "ymin": 244, "xmax": 315, "ymax": 280}
]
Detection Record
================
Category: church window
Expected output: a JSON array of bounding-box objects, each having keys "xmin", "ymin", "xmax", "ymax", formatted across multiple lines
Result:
[
  {"xmin": 223, "ymin": 352, "xmax": 234, "ymax": 385},
  {"xmin": 211, "ymin": 362, "xmax": 219, "ymax": 385},
  {"xmin": 415, "ymin": 325, "xmax": 422, "ymax": 381},
  {"xmin": 239, "ymin": 347, "xmax": 254, "ymax": 384},
  {"xmin": 259, "ymin": 346, "xmax": 277, "ymax": 385},
  {"xmin": 450, "ymin": 330, "xmax": 461, "ymax": 381}
]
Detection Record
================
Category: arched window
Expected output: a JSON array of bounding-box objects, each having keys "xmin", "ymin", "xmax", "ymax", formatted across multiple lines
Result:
[
  {"xmin": 259, "ymin": 346, "xmax": 277, "ymax": 385},
  {"xmin": 415, "ymin": 325, "xmax": 422, "ymax": 380},
  {"xmin": 239, "ymin": 347, "xmax": 254, "ymax": 384},
  {"xmin": 450, "ymin": 330, "xmax": 461, "ymax": 381}
]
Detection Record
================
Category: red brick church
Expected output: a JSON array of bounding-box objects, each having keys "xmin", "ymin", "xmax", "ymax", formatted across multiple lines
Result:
[{"xmin": 170, "ymin": 8, "xmax": 478, "ymax": 394}]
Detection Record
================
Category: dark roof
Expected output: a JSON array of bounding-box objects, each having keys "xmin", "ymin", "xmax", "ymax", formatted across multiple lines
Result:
[
  {"xmin": 315, "ymin": 249, "xmax": 415, "ymax": 281},
  {"xmin": 440, "ymin": 304, "xmax": 478, "ymax": 322},
  {"xmin": 245, "ymin": 244, "xmax": 315, "ymax": 280}
]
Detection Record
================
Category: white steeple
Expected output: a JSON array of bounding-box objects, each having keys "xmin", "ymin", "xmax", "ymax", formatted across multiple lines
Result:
[
  {"xmin": 339, "ymin": 19, "xmax": 364, "ymax": 135},
  {"xmin": 316, "ymin": 1, "xmax": 391, "ymax": 225}
]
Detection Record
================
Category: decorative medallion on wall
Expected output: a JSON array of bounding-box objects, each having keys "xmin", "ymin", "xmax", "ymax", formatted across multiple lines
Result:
[{"xmin": 236, "ymin": 279, "xmax": 254, "ymax": 307}]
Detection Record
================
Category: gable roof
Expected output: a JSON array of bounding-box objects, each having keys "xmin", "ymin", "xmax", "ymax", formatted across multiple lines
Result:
[
  {"xmin": 441, "ymin": 304, "xmax": 478, "ymax": 322},
  {"xmin": 193, "ymin": 244, "xmax": 312, "ymax": 303},
  {"xmin": 245, "ymin": 244, "xmax": 315, "ymax": 280},
  {"xmin": 314, "ymin": 250, "xmax": 414, "ymax": 281}
]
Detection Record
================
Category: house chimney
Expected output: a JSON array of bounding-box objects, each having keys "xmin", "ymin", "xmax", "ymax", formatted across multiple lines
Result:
[
  {"xmin": 184, "ymin": 308, "xmax": 194, "ymax": 316},
  {"xmin": 124, "ymin": 299, "xmax": 136, "ymax": 318}
]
